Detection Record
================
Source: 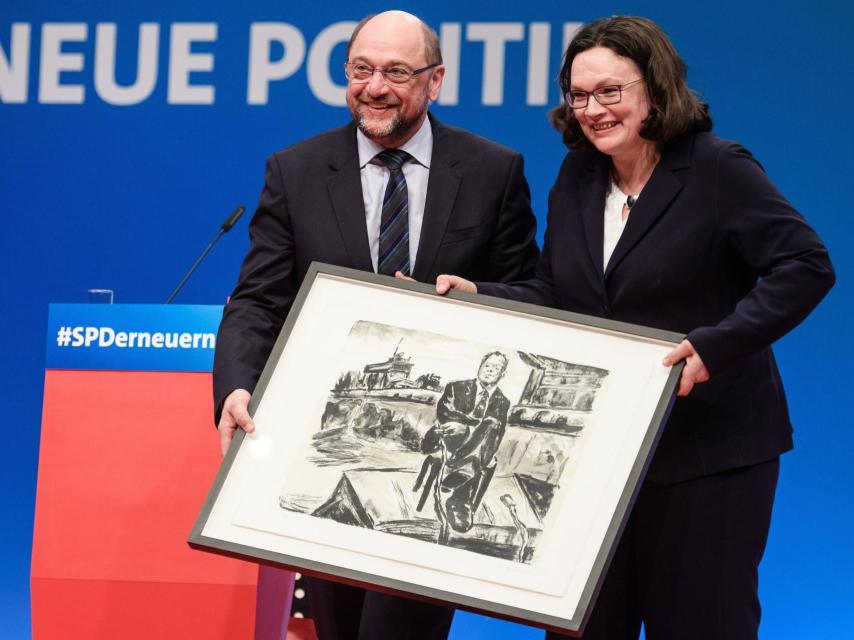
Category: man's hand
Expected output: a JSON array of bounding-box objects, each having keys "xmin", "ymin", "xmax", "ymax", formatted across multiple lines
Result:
[
  {"xmin": 394, "ymin": 271, "xmax": 415, "ymax": 282},
  {"xmin": 218, "ymin": 388, "xmax": 255, "ymax": 456},
  {"xmin": 436, "ymin": 274, "xmax": 478, "ymax": 295},
  {"xmin": 435, "ymin": 422, "xmax": 469, "ymax": 439},
  {"xmin": 662, "ymin": 339, "xmax": 710, "ymax": 397}
]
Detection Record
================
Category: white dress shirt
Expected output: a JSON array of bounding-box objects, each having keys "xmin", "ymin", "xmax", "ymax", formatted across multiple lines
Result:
[
  {"xmin": 603, "ymin": 181, "xmax": 632, "ymax": 270},
  {"xmin": 357, "ymin": 116, "xmax": 433, "ymax": 272}
]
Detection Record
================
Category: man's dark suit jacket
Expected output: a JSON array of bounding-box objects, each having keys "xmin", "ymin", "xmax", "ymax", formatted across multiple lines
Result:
[
  {"xmin": 481, "ymin": 132, "xmax": 834, "ymax": 483},
  {"xmin": 421, "ymin": 379, "xmax": 511, "ymax": 474},
  {"xmin": 214, "ymin": 114, "xmax": 539, "ymax": 420}
]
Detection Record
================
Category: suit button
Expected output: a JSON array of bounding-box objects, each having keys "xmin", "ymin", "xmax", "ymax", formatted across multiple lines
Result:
[{"xmin": 602, "ymin": 305, "xmax": 611, "ymax": 315}]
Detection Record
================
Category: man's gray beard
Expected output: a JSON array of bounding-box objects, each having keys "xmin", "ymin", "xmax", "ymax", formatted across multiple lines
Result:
[{"xmin": 353, "ymin": 100, "xmax": 428, "ymax": 143}]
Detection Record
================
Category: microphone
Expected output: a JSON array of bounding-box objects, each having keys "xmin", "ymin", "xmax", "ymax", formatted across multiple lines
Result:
[
  {"xmin": 165, "ymin": 205, "xmax": 246, "ymax": 304},
  {"xmin": 220, "ymin": 205, "xmax": 245, "ymax": 232}
]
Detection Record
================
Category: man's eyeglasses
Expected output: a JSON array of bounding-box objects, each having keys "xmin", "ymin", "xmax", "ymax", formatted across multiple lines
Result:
[
  {"xmin": 344, "ymin": 62, "xmax": 439, "ymax": 86},
  {"xmin": 565, "ymin": 78, "xmax": 645, "ymax": 109}
]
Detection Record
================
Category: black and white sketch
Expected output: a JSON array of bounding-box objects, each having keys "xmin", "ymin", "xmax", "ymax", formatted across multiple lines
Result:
[{"xmin": 278, "ymin": 321, "xmax": 609, "ymax": 564}]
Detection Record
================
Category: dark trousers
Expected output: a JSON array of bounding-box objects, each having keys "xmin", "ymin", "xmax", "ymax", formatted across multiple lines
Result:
[
  {"xmin": 306, "ymin": 577, "xmax": 455, "ymax": 640},
  {"xmin": 549, "ymin": 458, "xmax": 779, "ymax": 640}
]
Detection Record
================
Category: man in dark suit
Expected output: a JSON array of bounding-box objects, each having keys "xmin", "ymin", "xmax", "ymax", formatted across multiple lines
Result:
[
  {"xmin": 212, "ymin": 10, "xmax": 538, "ymax": 640},
  {"xmin": 415, "ymin": 351, "xmax": 511, "ymax": 535}
]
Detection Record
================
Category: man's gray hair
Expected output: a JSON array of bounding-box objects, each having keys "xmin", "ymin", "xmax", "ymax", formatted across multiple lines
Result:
[{"xmin": 346, "ymin": 14, "xmax": 443, "ymax": 65}]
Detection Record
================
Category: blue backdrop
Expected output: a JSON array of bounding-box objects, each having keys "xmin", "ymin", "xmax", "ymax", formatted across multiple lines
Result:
[{"xmin": 3, "ymin": 1, "xmax": 852, "ymax": 638}]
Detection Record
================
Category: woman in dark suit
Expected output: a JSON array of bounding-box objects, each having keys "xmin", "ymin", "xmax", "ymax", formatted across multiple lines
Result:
[{"xmin": 436, "ymin": 16, "xmax": 834, "ymax": 640}]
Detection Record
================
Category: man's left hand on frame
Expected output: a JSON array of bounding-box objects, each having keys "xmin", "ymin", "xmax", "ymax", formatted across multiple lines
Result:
[
  {"xmin": 394, "ymin": 271, "xmax": 415, "ymax": 282},
  {"xmin": 437, "ymin": 423, "xmax": 469, "ymax": 438},
  {"xmin": 663, "ymin": 339, "xmax": 710, "ymax": 397}
]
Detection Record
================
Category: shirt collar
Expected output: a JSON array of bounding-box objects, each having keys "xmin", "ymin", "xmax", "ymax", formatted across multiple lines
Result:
[
  {"xmin": 357, "ymin": 115, "xmax": 433, "ymax": 169},
  {"xmin": 476, "ymin": 380, "xmax": 495, "ymax": 397}
]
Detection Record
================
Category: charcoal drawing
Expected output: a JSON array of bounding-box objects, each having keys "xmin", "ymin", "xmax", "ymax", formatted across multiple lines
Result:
[{"xmin": 279, "ymin": 321, "xmax": 609, "ymax": 564}]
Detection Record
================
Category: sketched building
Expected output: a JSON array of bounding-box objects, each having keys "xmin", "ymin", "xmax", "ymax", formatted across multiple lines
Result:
[
  {"xmin": 509, "ymin": 352, "xmax": 609, "ymax": 434},
  {"xmin": 362, "ymin": 350, "xmax": 415, "ymax": 390}
]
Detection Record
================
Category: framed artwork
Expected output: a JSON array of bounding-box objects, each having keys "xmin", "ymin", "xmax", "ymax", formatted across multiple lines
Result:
[{"xmin": 190, "ymin": 262, "xmax": 683, "ymax": 635}]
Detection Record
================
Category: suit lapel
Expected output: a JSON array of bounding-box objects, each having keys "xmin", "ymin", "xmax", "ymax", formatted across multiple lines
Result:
[
  {"xmin": 412, "ymin": 116, "xmax": 461, "ymax": 281},
  {"xmin": 326, "ymin": 123, "xmax": 374, "ymax": 272},
  {"xmin": 604, "ymin": 136, "xmax": 692, "ymax": 278},
  {"xmin": 487, "ymin": 387, "xmax": 506, "ymax": 412},
  {"xmin": 462, "ymin": 379, "xmax": 477, "ymax": 413},
  {"xmin": 578, "ymin": 154, "xmax": 610, "ymax": 289}
]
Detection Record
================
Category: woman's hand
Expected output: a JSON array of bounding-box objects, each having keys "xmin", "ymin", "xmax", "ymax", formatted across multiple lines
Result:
[
  {"xmin": 436, "ymin": 274, "xmax": 478, "ymax": 295},
  {"xmin": 663, "ymin": 339, "xmax": 710, "ymax": 397}
]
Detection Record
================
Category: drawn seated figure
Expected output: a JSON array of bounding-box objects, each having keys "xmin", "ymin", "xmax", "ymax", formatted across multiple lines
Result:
[{"xmin": 413, "ymin": 351, "xmax": 511, "ymax": 533}]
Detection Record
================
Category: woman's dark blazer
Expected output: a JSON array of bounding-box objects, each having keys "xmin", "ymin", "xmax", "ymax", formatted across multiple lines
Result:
[{"xmin": 481, "ymin": 132, "xmax": 834, "ymax": 483}]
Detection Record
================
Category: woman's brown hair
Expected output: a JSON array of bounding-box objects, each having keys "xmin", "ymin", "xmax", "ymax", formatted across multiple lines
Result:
[{"xmin": 553, "ymin": 16, "xmax": 711, "ymax": 148}]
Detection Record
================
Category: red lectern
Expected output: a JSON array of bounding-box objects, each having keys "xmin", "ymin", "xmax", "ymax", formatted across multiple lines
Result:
[{"xmin": 31, "ymin": 304, "xmax": 272, "ymax": 638}]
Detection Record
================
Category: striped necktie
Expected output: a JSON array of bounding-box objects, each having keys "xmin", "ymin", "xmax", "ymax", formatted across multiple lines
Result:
[
  {"xmin": 473, "ymin": 388, "xmax": 489, "ymax": 419},
  {"xmin": 373, "ymin": 148, "xmax": 411, "ymax": 276}
]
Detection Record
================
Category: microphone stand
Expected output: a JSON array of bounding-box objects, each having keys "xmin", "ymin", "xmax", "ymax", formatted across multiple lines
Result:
[{"xmin": 165, "ymin": 205, "xmax": 245, "ymax": 304}]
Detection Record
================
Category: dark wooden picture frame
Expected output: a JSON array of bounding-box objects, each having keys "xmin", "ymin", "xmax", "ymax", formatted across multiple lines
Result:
[{"xmin": 190, "ymin": 262, "xmax": 683, "ymax": 636}]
